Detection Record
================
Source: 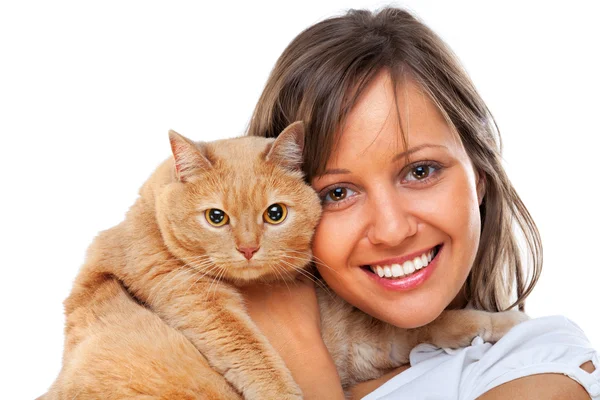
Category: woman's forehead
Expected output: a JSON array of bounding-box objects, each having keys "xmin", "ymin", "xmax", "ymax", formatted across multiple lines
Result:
[{"xmin": 326, "ymin": 71, "xmax": 464, "ymax": 167}]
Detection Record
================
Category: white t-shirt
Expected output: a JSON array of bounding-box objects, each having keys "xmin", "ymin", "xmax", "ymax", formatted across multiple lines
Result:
[{"xmin": 363, "ymin": 316, "xmax": 600, "ymax": 400}]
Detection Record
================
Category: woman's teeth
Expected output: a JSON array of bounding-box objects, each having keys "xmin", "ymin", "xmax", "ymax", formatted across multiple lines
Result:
[{"xmin": 369, "ymin": 248, "xmax": 436, "ymax": 279}]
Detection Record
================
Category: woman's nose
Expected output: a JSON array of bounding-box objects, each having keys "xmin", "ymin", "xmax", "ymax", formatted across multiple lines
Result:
[{"xmin": 366, "ymin": 190, "xmax": 418, "ymax": 247}]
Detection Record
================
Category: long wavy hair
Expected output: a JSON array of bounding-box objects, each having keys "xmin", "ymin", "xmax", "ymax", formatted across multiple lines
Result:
[{"xmin": 248, "ymin": 7, "xmax": 542, "ymax": 312}]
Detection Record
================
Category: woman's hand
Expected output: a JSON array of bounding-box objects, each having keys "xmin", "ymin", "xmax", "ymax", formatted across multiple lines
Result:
[{"xmin": 241, "ymin": 276, "xmax": 345, "ymax": 400}]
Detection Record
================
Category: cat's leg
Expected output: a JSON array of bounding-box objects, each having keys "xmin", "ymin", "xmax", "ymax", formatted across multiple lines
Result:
[
  {"xmin": 319, "ymin": 290, "xmax": 527, "ymax": 389},
  {"xmin": 317, "ymin": 290, "xmax": 406, "ymax": 389},
  {"xmin": 410, "ymin": 308, "xmax": 530, "ymax": 349},
  {"xmin": 344, "ymin": 309, "xmax": 528, "ymax": 386},
  {"xmin": 139, "ymin": 272, "xmax": 303, "ymax": 400},
  {"xmin": 46, "ymin": 278, "xmax": 240, "ymax": 400}
]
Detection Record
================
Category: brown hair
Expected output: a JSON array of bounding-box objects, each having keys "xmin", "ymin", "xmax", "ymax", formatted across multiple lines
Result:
[{"xmin": 248, "ymin": 7, "xmax": 542, "ymax": 312}]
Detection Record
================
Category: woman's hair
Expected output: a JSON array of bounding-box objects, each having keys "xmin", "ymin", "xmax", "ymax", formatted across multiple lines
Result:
[{"xmin": 248, "ymin": 7, "xmax": 542, "ymax": 312}]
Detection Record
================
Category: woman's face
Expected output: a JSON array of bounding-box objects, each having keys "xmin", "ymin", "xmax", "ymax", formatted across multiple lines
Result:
[{"xmin": 311, "ymin": 71, "xmax": 484, "ymax": 328}]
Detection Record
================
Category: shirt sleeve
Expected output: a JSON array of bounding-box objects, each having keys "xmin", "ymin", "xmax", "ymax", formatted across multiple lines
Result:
[
  {"xmin": 465, "ymin": 315, "xmax": 600, "ymax": 399},
  {"xmin": 362, "ymin": 315, "xmax": 600, "ymax": 400}
]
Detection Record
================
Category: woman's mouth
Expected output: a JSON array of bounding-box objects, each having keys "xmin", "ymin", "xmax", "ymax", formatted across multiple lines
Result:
[
  {"xmin": 361, "ymin": 245, "xmax": 442, "ymax": 291},
  {"xmin": 366, "ymin": 245, "xmax": 440, "ymax": 279}
]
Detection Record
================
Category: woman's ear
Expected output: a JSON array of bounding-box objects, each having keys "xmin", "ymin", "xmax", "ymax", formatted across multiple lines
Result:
[{"xmin": 476, "ymin": 170, "xmax": 486, "ymax": 206}]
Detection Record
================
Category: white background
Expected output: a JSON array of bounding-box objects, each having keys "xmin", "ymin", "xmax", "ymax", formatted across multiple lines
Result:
[{"xmin": 1, "ymin": 1, "xmax": 599, "ymax": 398}]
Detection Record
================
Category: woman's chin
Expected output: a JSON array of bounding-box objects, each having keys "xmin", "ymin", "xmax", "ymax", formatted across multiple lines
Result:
[{"xmin": 373, "ymin": 303, "xmax": 447, "ymax": 329}]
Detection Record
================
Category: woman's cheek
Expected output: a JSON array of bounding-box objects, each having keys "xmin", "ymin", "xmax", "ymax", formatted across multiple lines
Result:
[
  {"xmin": 313, "ymin": 212, "xmax": 345, "ymax": 271},
  {"xmin": 313, "ymin": 207, "xmax": 361, "ymax": 275}
]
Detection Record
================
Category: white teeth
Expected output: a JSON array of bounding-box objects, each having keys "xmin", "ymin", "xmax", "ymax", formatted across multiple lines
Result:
[
  {"xmin": 414, "ymin": 257, "xmax": 423, "ymax": 270},
  {"xmin": 391, "ymin": 263, "xmax": 403, "ymax": 277},
  {"xmin": 402, "ymin": 260, "xmax": 416, "ymax": 275},
  {"xmin": 370, "ymin": 248, "xmax": 437, "ymax": 279},
  {"xmin": 383, "ymin": 266, "xmax": 392, "ymax": 278}
]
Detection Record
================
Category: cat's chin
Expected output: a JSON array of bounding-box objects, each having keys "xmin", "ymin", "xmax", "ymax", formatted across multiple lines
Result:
[{"xmin": 223, "ymin": 267, "xmax": 299, "ymax": 286}]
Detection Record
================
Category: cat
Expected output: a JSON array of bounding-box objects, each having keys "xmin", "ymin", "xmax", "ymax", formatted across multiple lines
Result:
[{"xmin": 44, "ymin": 122, "xmax": 527, "ymax": 399}]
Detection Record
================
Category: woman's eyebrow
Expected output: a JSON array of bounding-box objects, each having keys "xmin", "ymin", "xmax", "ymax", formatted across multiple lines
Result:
[
  {"xmin": 320, "ymin": 144, "xmax": 448, "ymax": 177},
  {"xmin": 391, "ymin": 144, "xmax": 447, "ymax": 161},
  {"xmin": 321, "ymin": 168, "xmax": 352, "ymax": 176}
]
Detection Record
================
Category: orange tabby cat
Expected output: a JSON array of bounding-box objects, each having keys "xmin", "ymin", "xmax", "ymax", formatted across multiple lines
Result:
[{"xmin": 44, "ymin": 122, "xmax": 526, "ymax": 399}]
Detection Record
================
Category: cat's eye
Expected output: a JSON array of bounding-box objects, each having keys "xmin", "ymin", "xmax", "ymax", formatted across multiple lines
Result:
[
  {"xmin": 205, "ymin": 209, "xmax": 229, "ymax": 227},
  {"xmin": 263, "ymin": 203, "xmax": 287, "ymax": 224}
]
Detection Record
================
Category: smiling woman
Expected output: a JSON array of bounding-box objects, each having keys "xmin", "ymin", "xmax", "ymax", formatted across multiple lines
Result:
[
  {"xmin": 248, "ymin": 6, "xmax": 600, "ymax": 399},
  {"xmin": 312, "ymin": 73, "xmax": 485, "ymax": 329},
  {"xmin": 3, "ymin": 2, "xmax": 599, "ymax": 399}
]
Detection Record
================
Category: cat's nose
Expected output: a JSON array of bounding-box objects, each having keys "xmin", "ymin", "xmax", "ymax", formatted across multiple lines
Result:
[{"xmin": 237, "ymin": 246, "xmax": 260, "ymax": 260}]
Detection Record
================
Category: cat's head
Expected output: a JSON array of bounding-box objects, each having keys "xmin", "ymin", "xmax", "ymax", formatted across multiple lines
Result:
[{"xmin": 155, "ymin": 122, "xmax": 322, "ymax": 284}]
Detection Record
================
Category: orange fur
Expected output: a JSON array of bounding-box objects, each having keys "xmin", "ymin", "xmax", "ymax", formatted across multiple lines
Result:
[
  {"xmin": 45, "ymin": 122, "xmax": 528, "ymax": 399},
  {"xmin": 47, "ymin": 123, "xmax": 319, "ymax": 399},
  {"xmin": 46, "ymin": 279, "xmax": 240, "ymax": 399}
]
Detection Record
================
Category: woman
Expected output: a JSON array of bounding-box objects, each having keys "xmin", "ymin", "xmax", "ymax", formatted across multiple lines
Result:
[
  {"xmin": 244, "ymin": 7, "xmax": 599, "ymax": 399},
  {"xmin": 46, "ymin": 7, "xmax": 599, "ymax": 400}
]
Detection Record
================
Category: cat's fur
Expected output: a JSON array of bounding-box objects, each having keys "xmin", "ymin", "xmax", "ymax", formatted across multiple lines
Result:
[{"xmin": 44, "ymin": 122, "xmax": 526, "ymax": 399}]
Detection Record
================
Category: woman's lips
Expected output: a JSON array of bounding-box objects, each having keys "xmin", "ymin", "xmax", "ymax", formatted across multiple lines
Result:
[{"xmin": 362, "ymin": 245, "xmax": 442, "ymax": 291}]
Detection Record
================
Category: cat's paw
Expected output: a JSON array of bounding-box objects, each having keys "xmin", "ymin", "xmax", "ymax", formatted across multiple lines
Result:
[
  {"xmin": 484, "ymin": 310, "xmax": 529, "ymax": 343},
  {"xmin": 428, "ymin": 309, "xmax": 529, "ymax": 349}
]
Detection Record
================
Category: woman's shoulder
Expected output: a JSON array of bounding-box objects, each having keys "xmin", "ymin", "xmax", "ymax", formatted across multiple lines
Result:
[
  {"xmin": 362, "ymin": 316, "xmax": 600, "ymax": 400},
  {"xmin": 464, "ymin": 315, "xmax": 599, "ymax": 399}
]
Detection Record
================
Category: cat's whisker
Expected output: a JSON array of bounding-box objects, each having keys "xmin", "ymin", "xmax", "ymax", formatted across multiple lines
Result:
[
  {"xmin": 207, "ymin": 267, "xmax": 227, "ymax": 302},
  {"xmin": 204, "ymin": 266, "xmax": 224, "ymax": 302},
  {"xmin": 278, "ymin": 259, "xmax": 334, "ymax": 297},
  {"xmin": 276, "ymin": 252, "xmax": 341, "ymax": 278},
  {"xmin": 188, "ymin": 264, "xmax": 223, "ymax": 289},
  {"xmin": 273, "ymin": 249, "xmax": 337, "ymax": 274},
  {"xmin": 155, "ymin": 269, "xmax": 201, "ymax": 304},
  {"xmin": 147, "ymin": 260, "xmax": 215, "ymax": 305},
  {"xmin": 286, "ymin": 251, "xmax": 336, "ymax": 271},
  {"xmin": 282, "ymin": 249, "xmax": 328, "ymax": 266},
  {"xmin": 182, "ymin": 265, "xmax": 218, "ymax": 299},
  {"xmin": 143, "ymin": 250, "xmax": 210, "ymax": 268},
  {"xmin": 278, "ymin": 265, "xmax": 302, "ymax": 288},
  {"xmin": 180, "ymin": 254, "xmax": 214, "ymax": 263},
  {"xmin": 146, "ymin": 255, "xmax": 205, "ymax": 284},
  {"xmin": 189, "ymin": 260, "xmax": 218, "ymax": 272},
  {"xmin": 278, "ymin": 260, "xmax": 321, "ymax": 288},
  {"xmin": 144, "ymin": 256, "xmax": 220, "ymax": 306},
  {"xmin": 146, "ymin": 266, "xmax": 189, "ymax": 305},
  {"xmin": 269, "ymin": 253, "xmax": 311, "ymax": 269},
  {"xmin": 278, "ymin": 248, "xmax": 325, "ymax": 264},
  {"xmin": 141, "ymin": 254, "xmax": 209, "ymax": 279},
  {"xmin": 270, "ymin": 263, "xmax": 293, "ymax": 293}
]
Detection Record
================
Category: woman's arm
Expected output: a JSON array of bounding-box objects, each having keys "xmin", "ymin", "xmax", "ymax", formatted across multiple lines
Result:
[
  {"xmin": 347, "ymin": 362, "xmax": 595, "ymax": 400},
  {"xmin": 347, "ymin": 365, "xmax": 410, "ymax": 399},
  {"xmin": 477, "ymin": 361, "xmax": 595, "ymax": 400},
  {"xmin": 242, "ymin": 279, "xmax": 346, "ymax": 400}
]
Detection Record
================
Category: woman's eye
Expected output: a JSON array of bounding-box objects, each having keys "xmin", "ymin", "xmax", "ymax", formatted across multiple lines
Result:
[
  {"xmin": 205, "ymin": 208, "xmax": 229, "ymax": 227},
  {"xmin": 323, "ymin": 187, "xmax": 355, "ymax": 203},
  {"xmin": 405, "ymin": 164, "xmax": 436, "ymax": 182}
]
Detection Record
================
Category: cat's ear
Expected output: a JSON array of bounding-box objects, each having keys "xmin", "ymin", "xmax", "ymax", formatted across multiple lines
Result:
[
  {"xmin": 168, "ymin": 130, "xmax": 212, "ymax": 182},
  {"xmin": 265, "ymin": 121, "xmax": 305, "ymax": 170}
]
